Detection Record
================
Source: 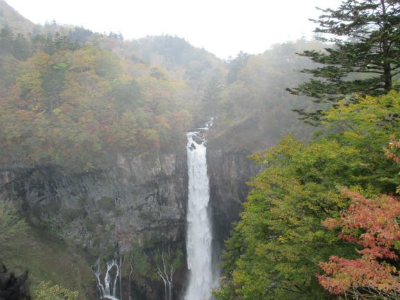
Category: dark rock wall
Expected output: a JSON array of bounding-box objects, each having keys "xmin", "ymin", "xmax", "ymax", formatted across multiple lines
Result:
[
  {"xmin": 0, "ymin": 150, "xmax": 188, "ymax": 300},
  {"xmin": 207, "ymin": 147, "xmax": 261, "ymax": 268}
]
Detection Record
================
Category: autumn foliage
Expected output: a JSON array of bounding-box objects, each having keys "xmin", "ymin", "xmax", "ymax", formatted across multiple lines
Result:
[
  {"xmin": 319, "ymin": 190, "xmax": 400, "ymax": 298},
  {"xmin": 0, "ymin": 31, "xmax": 193, "ymax": 172},
  {"xmin": 386, "ymin": 136, "xmax": 400, "ymax": 164},
  {"xmin": 318, "ymin": 137, "xmax": 400, "ymax": 298}
]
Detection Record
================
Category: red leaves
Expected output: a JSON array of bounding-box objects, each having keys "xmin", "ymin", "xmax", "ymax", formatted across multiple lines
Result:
[
  {"xmin": 339, "ymin": 190, "xmax": 400, "ymax": 260},
  {"xmin": 321, "ymin": 218, "xmax": 342, "ymax": 230},
  {"xmin": 318, "ymin": 256, "xmax": 400, "ymax": 295},
  {"xmin": 318, "ymin": 191, "xmax": 400, "ymax": 296},
  {"xmin": 386, "ymin": 136, "xmax": 400, "ymax": 163}
]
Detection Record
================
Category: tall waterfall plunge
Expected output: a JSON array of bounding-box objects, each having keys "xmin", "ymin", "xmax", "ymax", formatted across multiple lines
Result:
[{"xmin": 185, "ymin": 125, "xmax": 216, "ymax": 300}]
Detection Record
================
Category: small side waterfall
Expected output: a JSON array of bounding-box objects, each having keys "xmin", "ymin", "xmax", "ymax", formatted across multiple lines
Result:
[
  {"xmin": 144, "ymin": 246, "xmax": 175, "ymax": 300},
  {"xmin": 184, "ymin": 122, "xmax": 216, "ymax": 300},
  {"xmin": 94, "ymin": 258, "xmax": 121, "ymax": 300},
  {"xmin": 155, "ymin": 250, "xmax": 174, "ymax": 300}
]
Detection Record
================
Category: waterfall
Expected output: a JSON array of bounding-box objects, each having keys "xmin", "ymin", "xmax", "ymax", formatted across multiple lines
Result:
[
  {"xmin": 93, "ymin": 258, "xmax": 121, "ymax": 300},
  {"xmin": 184, "ymin": 121, "xmax": 215, "ymax": 300},
  {"xmin": 129, "ymin": 254, "xmax": 133, "ymax": 300},
  {"xmin": 155, "ymin": 249, "xmax": 174, "ymax": 300}
]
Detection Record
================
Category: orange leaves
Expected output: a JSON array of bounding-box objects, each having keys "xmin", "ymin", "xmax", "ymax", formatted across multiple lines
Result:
[
  {"xmin": 25, "ymin": 52, "xmax": 52, "ymax": 73},
  {"xmin": 386, "ymin": 136, "xmax": 400, "ymax": 163},
  {"xmin": 319, "ymin": 191, "xmax": 400, "ymax": 297},
  {"xmin": 318, "ymin": 256, "xmax": 400, "ymax": 295},
  {"xmin": 173, "ymin": 110, "xmax": 190, "ymax": 122},
  {"xmin": 321, "ymin": 218, "xmax": 342, "ymax": 230},
  {"xmin": 339, "ymin": 190, "xmax": 400, "ymax": 260}
]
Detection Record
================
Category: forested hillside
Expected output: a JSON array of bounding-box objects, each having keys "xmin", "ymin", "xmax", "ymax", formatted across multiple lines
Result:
[
  {"xmin": 0, "ymin": 0, "xmax": 322, "ymax": 172},
  {"xmin": 0, "ymin": 33, "xmax": 193, "ymax": 172},
  {"xmin": 0, "ymin": 1, "xmax": 226, "ymax": 297},
  {"xmin": 208, "ymin": 40, "xmax": 325, "ymax": 150}
]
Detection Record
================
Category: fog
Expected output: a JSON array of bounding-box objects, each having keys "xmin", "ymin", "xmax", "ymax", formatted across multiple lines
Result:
[{"xmin": 5, "ymin": 0, "xmax": 342, "ymax": 58}]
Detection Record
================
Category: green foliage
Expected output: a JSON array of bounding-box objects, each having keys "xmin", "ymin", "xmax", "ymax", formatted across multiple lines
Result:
[
  {"xmin": 226, "ymin": 51, "xmax": 249, "ymax": 84},
  {"xmin": 97, "ymin": 196, "xmax": 116, "ymax": 212},
  {"xmin": 171, "ymin": 248, "xmax": 183, "ymax": 271},
  {"xmin": 216, "ymin": 92, "xmax": 400, "ymax": 300},
  {"xmin": 0, "ymin": 203, "xmax": 94, "ymax": 300},
  {"xmin": 139, "ymin": 211, "xmax": 156, "ymax": 221},
  {"xmin": 132, "ymin": 251, "xmax": 151, "ymax": 277},
  {"xmin": 0, "ymin": 200, "xmax": 28, "ymax": 246},
  {"xmin": 32, "ymin": 281, "xmax": 79, "ymax": 300},
  {"xmin": 0, "ymin": 27, "xmax": 31, "ymax": 59},
  {"xmin": 128, "ymin": 244, "xmax": 184, "ymax": 288}
]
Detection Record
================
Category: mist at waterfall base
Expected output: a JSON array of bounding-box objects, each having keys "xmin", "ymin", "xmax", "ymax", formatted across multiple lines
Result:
[{"xmin": 185, "ymin": 124, "xmax": 218, "ymax": 300}]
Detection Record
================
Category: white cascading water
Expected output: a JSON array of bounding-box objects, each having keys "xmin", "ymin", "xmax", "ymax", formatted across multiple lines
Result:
[
  {"xmin": 94, "ymin": 258, "xmax": 121, "ymax": 300},
  {"xmin": 184, "ymin": 122, "xmax": 215, "ymax": 300}
]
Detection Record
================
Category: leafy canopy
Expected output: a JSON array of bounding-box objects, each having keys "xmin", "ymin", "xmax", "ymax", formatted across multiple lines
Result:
[
  {"xmin": 0, "ymin": 32, "xmax": 192, "ymax": 172},
  {"xmin": 215, "ymin": 91, "xmax": 400, "ymax": 300},
  {"xmin": 32, "ymin": 281, "xmax": 78, "ymax": 300}
]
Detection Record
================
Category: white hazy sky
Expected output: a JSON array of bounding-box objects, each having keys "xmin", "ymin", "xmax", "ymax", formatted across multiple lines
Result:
[{"xmin": 5, "ymin": 0, "xmax": 342, "ymax": 59}]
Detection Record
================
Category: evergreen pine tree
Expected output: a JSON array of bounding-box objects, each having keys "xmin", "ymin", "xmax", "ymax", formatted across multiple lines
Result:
[{"xmin": 287, "ymin": 0, "xmax": 400, "ymax": 124}]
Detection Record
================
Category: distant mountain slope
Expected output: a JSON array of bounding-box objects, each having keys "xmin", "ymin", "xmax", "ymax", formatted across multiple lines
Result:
[{"xmin": 0, "ymin": 0, "xmax": 35, "ymax": 34}]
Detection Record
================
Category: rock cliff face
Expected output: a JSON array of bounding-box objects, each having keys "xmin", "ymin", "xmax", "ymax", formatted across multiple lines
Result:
[
  {"xmin": 0, "ymin": 136, "xmax": 262, "ymax": 300},
  {"xmin": 0, "ymin": 150, "xmax": 188, "ymax": 300},
  {"xmin": 207, "ymin": 146, "xmax": 261, "ymax": 266}
]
